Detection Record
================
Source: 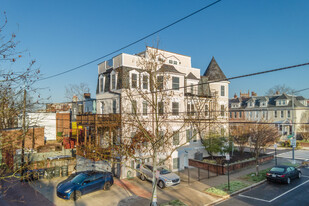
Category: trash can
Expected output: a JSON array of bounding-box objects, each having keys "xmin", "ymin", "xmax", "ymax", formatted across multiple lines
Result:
[
  {"xmin": 54, "ymin": 166, "xmax": 61, "ymax": 177},
  {"xmin": 61, "ymin": 165, "xmax": 68, "ymax": 177},
  {"xmin": 38, "ymin": 169, "xmax": 45, "ymax": 179},
  {"xmin": 45, "ymin": 167, "xmax": 54, "ymax": 179}
]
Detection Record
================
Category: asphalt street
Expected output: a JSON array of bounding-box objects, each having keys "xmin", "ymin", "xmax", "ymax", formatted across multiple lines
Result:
[{"xmin": 217, "ymin": 167, "xmax": 309, "ymax": 206}]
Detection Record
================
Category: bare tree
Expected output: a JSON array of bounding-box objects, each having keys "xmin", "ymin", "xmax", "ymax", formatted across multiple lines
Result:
[
  {"xmin": 64, "ymin": 82, "xmax": 90, "ymax": 101},
  {"xmin": 230, "ymin": 123, "xmax": 251, "ymax": 155},
  {"xmin": 265, "ymin": 84, "xmax": 295, "ymax": 96},
  {"xmin": 248, "ymin": 122, "xmax": 280, "ymax": 175},
  {"xmin": 117, "ymin": 47, "xmax": 213, "ymax": 205}
]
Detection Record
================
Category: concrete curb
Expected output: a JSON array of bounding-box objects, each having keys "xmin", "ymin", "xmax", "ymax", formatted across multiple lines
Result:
[{"xmin": 204, "ymin": 180, "xmax": 267, "ymax": 206}]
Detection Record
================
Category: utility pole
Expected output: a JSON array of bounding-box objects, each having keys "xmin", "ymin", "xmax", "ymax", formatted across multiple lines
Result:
[
  {"xmin": 21, "ymin": 88, "xmax": 27, "ymax": 178},
  {"xmin": 292, "ymin": 91, "xmax": 295, "ymax": 164}
]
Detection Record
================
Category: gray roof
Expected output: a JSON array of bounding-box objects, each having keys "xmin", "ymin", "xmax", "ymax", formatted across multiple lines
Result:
[
  {"xmin": 203, "ymin": 57, "xmax": 227, "ymax": 81},
  {"xmin": 157, "ymin": 64, "xmax": 183, "ymax": 74},
  {"xmin": 186, "ymin": 72, "xmax": 199, "ymax": 80},
  {"xmin": 229, "ymin": 94, "xmax": 308, "ymax": 110}
]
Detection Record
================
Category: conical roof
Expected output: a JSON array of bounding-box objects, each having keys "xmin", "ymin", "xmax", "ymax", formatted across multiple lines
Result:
[{"xmin": 203, "ymin": 57, "xmax": 227, "ymax": 81}]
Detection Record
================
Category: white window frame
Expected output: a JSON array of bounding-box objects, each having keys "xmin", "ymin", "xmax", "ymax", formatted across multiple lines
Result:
[
  {"xmin": 130, "ymin": 70, "xmax": 139, "ymax": 89},
  {"xmin": 111, "ymin": 71, "xmax": 117, "ymax": 90},
  {"xmin": 141, "ymin": 72, "xmax": 149, "ymax": 91}
]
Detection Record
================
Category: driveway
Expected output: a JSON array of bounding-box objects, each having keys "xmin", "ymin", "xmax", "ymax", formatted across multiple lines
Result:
[
  {"xmin": 217, "ymin": 167, "xmax": 309, "ymax": 206},
  {"xmin": 30, "ymin": 177, "xmax": 131, "ymax": 206}
]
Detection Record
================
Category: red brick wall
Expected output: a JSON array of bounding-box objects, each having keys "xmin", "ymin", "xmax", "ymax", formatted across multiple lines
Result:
[
  {"xmin": 1, "ymin": 127, "xmax": 45, "ymax": 150},
  {"xmin": 56, "ymin": 113, "xmax": 71, "ymax": 137},
  {"xmin": 189, "ymin": 155, "xmax": 274, "ymax": 175}
]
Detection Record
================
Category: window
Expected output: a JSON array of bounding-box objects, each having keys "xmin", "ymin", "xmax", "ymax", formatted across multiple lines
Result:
[
  {"xmin": 281, "ymin": 110, "xmax": 284, "ymax": 118},
  {"xmin": 190, "ymin": 84, "xmax": 194, "ymax": 94},
  {"xmin": 221, "ymin": 85, "xmax": 225, "ymax": 96},
  {"xmin": 274, "ymin": 111, "xmax": 277, "ymax": 118},
  {"xmin": 173, "ymin": 132, "xmax": 179, "ymax": 146},
  {"xmin": 101, "ymin": 102, "xmax": 105, "ymax": 113},
  {"xmin": 186, "ymin": 129, "xmax": 191, "ymax": 142},
  {"xmin": 239, "ymin": 111, "xmax": 242, "ymax": 118},
  {"xmin": 172, "ymin": 77, "xmax": 179, "ymax": 90},
  {"xmin": 100, "ymin": 77, "xmax": 104, "ymax": 92},
  {"xmin": 142, "ymin": 75, "xmax": 148, "ymax": 90},
  {"xmin": 131, "ymin": 73, "xmax": 138, "ymax": 88},
  {"xmin": 221, "ymin": 105, "xmax": 225, "ymax": 117},
  {"xmin": 288, "ymin": 110, "xmax": 291, "ymax": 118},
  {"xmin": 142, "ymin": 101, "xmax": 148, "ymax": 115},
  {"xmin": 230, "ymin": 112, "xmax": 232, "ymax": 118},
  {"xmin": 205, "ymin": 105, "xmax": 209, "ymax": 116},
  {"xmin": 111, "ymin": 74, "xmax": 116, "ymax": 90},
  {"xmin": 132, "ymin": 100, "xmax": 137, "ymax": 114},
  {"xmin": 174, "ymin": 61, "xmax": 177, "ymax": 65},
  {"xmin": 279, "ymin": 100, "xmax": 282, "ymax": 106},
  {"xmin": 113, "ymin": 99, "xmax": 117, "ymax": 114},
  {"xmin": 107, "ymin": 58, "xmax": 113, "ymax": 67},
  {"xmin": 256, "ymin": 112, "xmax": 259, "ymax": 118},
  {"xmin": 250, "ymin": 111, "xmax": 252, "ymax": 118},
  {"xmin": 221, "ymin": 128, "xmax": 225, "ymax": 136},
  {"xmin": 234, "ymin": 112, "xmax": 237, "ymax": 118},
  {"xmin": 159, "ymin": 130, "xmax": 164, "ymax": 145},
  {"xmin": 157, "ymin": 76, "xmax": 163, "ymax": 90},
  {"xmin": 192, "ymin": 129, "xmax": 197, "ymax": 142},
  {"xmin": 158, "ymin": 102, "xmax": 164, "ymax": 115},
  {"xmin": 173, "ymin": 158, "xmax": 179, "ymax": 170},
  {"xmin": 169, "ymin": 60, "xmax": 173, "ymax": 64},
  {"xmin": 282, "ymin": 100, "xmax": 286, "ymax": 105},
  {"xmin": 172, "ymin": 102, "xmax": 179, "ymax": 116}
]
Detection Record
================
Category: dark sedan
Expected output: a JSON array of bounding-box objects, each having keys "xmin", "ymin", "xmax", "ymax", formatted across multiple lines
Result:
[
  {"xmin": 266, "ymin": 165, "xmax": 302, "ymax": 184},
  {"xmin": 57, "ymin": 171, "xmax": 113, "ymax": 200}
]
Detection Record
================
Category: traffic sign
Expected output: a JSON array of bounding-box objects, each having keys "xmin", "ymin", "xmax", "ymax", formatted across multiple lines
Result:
[{"xmin": 291, "ymin": 139, "xmax": 296, "ymax": 147}]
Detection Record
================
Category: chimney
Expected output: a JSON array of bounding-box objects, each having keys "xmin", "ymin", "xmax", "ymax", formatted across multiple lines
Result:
[
  {"xmin": 275, "ymin": 91, "xmax": 280, "ymax": 95},
  {"xmin": 84, "ymin": 93, "xmax": 91, "ymax": 99},
  {"xmin": 234, "ymin": 93, "xmax": 238, "ymax": 99},
  {"xmin": 251, "ymin": 91, "xmax": 257, "ymax": 97}
]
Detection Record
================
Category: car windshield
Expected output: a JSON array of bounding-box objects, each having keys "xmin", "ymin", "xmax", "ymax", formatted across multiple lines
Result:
[
  {"xmin": 158, "ymin": 167, "xmax": 171, "ymax": 175},
  {"xmin": 71, "ymin": 174, "xmax": 87, "ymax": 184},
  {"xmin": 270, "ymin": 167, "xmax": 285, "ymax": 173}
]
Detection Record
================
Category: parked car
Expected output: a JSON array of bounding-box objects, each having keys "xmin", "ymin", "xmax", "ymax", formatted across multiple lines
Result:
[
  {"xmin": 137, "ymin": 164, "xmax": 180, "ymax": 189},
  {"xmin": 57, "ymin": 171, "xmax": 113, "ymax": 200},
  {"xmin": 266, "ymin": 165, "xmax": 301, "ymax": 184}
]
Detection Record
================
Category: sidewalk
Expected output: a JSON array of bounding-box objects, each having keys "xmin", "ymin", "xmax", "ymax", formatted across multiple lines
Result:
[{"xmin": 112, "ymin": 157, "xmax": 302, "ymax": 206}]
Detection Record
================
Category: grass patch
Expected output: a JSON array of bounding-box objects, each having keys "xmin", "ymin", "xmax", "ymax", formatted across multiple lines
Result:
[
  {"xmin": 161, "ymin": 199, "xmax": 187, "ymax": 206},
  {"xmin": 205, "ymin": 181, "xmax": 250, "ymax": 196},
  {"xmin": 282, "ymin": 162, "xmax": 301, "ymax": 167},
  {"xmin": 241, "ymin": 168, "xmax": 271, "ymax": 183}
]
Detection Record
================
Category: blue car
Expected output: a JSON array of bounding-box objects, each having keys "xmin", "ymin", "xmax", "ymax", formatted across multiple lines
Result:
[{"xmin": 57, "ymin": 171, "xmax": 113, "ymax": 200}]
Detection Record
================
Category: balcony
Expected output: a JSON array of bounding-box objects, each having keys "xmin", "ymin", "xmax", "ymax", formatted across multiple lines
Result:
[{"xmin": 76, "ymin": 114, "xmax": 121, "ymax": 127}]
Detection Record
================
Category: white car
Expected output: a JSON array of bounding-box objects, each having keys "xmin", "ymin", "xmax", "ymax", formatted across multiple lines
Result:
[{"xmin": 137, "ymin": 164, "xmax": 180, "ymax": 189}]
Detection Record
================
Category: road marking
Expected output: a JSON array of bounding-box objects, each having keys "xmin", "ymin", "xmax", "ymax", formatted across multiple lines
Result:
[
  {"xmin": 238, "ymin": 194, "xmax": 270, "ymax": 202},
  {"xmin": 302, "ymin": 175, "xmax": 309, "ymax": 178},
  {"xmin": 269, "ymin": 179, "xmax": 309, "ymax": 202}
]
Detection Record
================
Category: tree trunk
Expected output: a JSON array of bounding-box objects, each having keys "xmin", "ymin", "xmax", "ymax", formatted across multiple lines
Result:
[
  {"xmin": 255, "ymin": 152, "xmax": 259, "ymax": 176},
  {"xmin": 150, "ymin": 151, "xmax": 158, "ymax": 206}
]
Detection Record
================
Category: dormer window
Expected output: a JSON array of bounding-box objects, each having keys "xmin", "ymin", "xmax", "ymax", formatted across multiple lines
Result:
[
  {"xmin": 111, "ymin": 74, "xmax": 116, "ymax": 90},
  {"xmin": 131, "ymin": 73, "xmax": 138, "ymax": 88}
]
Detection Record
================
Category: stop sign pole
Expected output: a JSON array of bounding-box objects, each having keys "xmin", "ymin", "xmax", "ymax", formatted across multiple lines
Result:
[{"xmin": 226, "ymin": 153, "xmax": 230, "ymax": 191}]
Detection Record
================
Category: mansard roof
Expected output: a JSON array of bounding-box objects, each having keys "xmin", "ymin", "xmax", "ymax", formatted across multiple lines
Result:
[
  {"xmin": 203, "ymin": 57, "xmax": 227, "ymax": 81},
  {"xmin": 186, "ymin": 72, "xmax": 199, "ymax": 80},
  {"xmin": 157, "ymin": 64, "xmax": 183, "ymax": 74}
]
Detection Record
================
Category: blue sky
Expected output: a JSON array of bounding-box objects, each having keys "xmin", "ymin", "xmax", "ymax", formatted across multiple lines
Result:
[{"xmin": 1, "ymin": 0, "xmax": 309, "ymax": 102}]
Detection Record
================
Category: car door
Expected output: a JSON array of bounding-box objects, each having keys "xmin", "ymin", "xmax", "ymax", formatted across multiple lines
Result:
[
  {"xmin": 289, "ymin": 167, "xmax": 297, "ymax": 179},
  {"xmin": 80, "ymin": 176, "xmax": 97, "ymax": 194},
  {"xmin": 144, "ymin": 165, "xmax": 153, "ymax": 180}
]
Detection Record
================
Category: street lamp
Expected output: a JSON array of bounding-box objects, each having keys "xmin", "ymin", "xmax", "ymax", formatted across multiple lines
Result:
[
  {"xmin": 291, "ymin": 87, "xmax": 309, "ymax": 164},
  {"xmin": 274, "ymin": 143, "xmax": 277, "ymax": 166}
]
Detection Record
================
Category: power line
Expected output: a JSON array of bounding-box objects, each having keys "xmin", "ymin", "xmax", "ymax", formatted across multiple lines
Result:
[
  {"xmin": 38, "ymin": 0, "xmax": 222, "ymax": 81},
  {"xmin": 41, "ymin": 61, "xmax": 309, "ymax": 104}
]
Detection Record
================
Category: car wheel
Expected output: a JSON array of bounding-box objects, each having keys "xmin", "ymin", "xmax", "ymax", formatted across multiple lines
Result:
[
  {"xmin": 70, "ymin": 190, "xmax": 81, "ymax": 201},
  {"xmin": 140, "ymin": 174, "xmax": 146, "ymax": 181},
  {"xmin": 287, "ymin": 177, "xmax": 291, "ymax": 184},
  {"xmin": 104, "ymin": 182, "xmax": 111, "ymax": 190},
  {"xmin": 298, "ymin": 172, "xmax": 302, "ymax": 179},
  {"xmin": 158, "ymin": 180, "xmax": 165, "ymax": 189}
]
